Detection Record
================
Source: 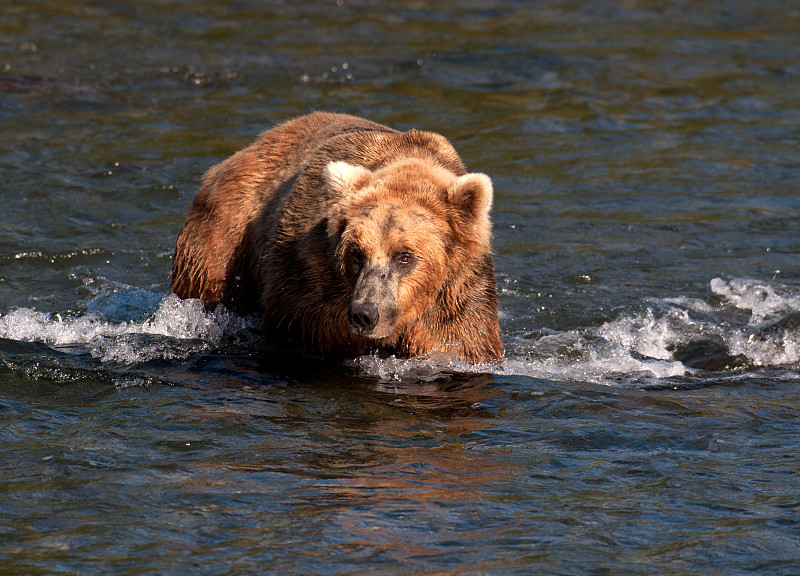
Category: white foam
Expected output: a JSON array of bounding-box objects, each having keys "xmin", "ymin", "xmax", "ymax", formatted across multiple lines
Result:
[
  {"xmin": 351, "ymin": 344, "xmax": 479, "ymax": 383},
  {"xmin": 0, "ymin": 292, "xmax": 256, "ymax": 364},
  {"xmin": 355, "ymin": 277, "xmax": 800, "ymax": 385},
  {"xmin": 2, "ymin": 278, "xmax": 798, "ymax": 382},
  {"xmin": 710, "ymin": 277, "xmax": 800, "ymax": 325},
  {"xmin": 710, "ymin": 277, "xmax": 800, "ymax": 368}
]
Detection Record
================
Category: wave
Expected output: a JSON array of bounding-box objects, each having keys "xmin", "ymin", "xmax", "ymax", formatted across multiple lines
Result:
[
  {"xmin": 0, "ymin": 291, "xmax": 256, "ymax": 365},
  {"xmin": 357, "ymin": 277, "xmax": 800, "ymax": 386},
  {"xmin": 1, "ymin": 278, "xmax": 798, "ymax": 386}
]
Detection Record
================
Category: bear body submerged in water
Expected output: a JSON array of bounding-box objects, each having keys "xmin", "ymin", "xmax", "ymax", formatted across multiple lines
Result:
[{"xmin": 171, "ymin": 112, "xmax": 502, "ymax": 363}]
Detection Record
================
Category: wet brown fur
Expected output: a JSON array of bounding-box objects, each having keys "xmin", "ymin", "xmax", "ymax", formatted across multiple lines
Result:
[{"xmin": 171, "ymin": 112, "xmax": 503, "ymax": 363}]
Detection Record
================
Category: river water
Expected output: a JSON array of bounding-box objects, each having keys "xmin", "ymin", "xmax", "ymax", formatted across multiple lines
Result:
[{"xmin": 1, "ymin": 1, "xmax": 799, "ymax": 574}]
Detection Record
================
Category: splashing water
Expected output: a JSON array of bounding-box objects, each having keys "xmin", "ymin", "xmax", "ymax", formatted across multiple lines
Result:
[
  {"xmin": 356, "ymin": 277, "xmax": 800, "ymax": 386},
  {"xmin": 1, "ymin": 278, "xmax": 798, "ymax": 384},
  {"xmin": 0, "ymin": 292, "xmax": 255, "ymax": 364},
  {"xmin": 708, "ymin": 278, "xmax": 800, "ymax": 368},
  {"xmin": 710, "ymin": 277, "xmax": 800, "ymax": 325}
]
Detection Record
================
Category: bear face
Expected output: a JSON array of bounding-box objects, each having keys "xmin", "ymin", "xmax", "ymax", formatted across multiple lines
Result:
[{"xmin": 323, "ymin": 157, "xmax": 494, "ymax": 348}]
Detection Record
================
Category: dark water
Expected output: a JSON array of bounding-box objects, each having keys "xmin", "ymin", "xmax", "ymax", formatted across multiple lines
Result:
[{"xmin": 2, "ymin": 1, "xmax": 800, "ymax": 574}]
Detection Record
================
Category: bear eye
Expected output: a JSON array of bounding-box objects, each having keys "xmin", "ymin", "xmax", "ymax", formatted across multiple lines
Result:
[
  {"xmin": 351, "ymin": 248, "xmax": 365, "ymax": 268},
  {"xmin": 394, "ymin": 251, "xmax": 413, "ymax": 265}
]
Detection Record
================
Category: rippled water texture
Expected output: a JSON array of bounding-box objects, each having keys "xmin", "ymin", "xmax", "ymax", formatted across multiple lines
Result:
[{"xmin": 1, "ymin": 1, "xmax": 799, "ymax": 574}]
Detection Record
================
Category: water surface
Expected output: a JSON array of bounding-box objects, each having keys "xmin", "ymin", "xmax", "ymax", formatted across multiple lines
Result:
[{"xmin": 1, "ymin": 1, "xmax": 799, "ymax": 574}]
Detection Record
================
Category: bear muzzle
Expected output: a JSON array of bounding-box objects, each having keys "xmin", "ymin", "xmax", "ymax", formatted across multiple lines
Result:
[{"xmin": 349, "ymin": 263, "xmax": 399, "ymax": 340}]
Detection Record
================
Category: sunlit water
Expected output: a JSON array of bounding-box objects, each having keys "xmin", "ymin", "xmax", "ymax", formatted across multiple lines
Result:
[{"xmin": 2, "ymin": 1, "xmax": 799, "ymax": 574}]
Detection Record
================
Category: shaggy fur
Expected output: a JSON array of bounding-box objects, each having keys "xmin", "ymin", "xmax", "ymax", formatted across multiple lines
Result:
[{"xmin": 171, "ymin": 112, "xmax": 503, "ymax": 363}]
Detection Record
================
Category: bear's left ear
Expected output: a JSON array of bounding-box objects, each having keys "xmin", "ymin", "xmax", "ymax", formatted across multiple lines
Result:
[
  {"xmin": 323, "ymin": 161, "xmax": 374, "ymax": 241},
  {"xmin": 323, "ymin": 161, "xmax": 373, "ymax": 199},
  {"xmin": 446, "ymin": 172, "xmax": 494, "ymax": 248}
]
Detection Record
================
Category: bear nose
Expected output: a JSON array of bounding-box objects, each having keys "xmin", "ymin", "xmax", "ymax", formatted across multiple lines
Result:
[{"xmin": 351, "ymin": 302, "xmax": 379, "ymax": 333}]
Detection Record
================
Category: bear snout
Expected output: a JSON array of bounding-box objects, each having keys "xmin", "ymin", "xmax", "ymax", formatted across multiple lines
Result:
[
  {"xmin": 350, "ymin": 301, "xmax": 380, "ymax": 335},
  {"xmin": 349, "ymin": 261, "xmax": 401, "ymax": 340}
]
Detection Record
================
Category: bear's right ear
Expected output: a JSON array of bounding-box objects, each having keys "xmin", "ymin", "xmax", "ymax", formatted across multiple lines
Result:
[{"xmin": 323, "ymin": 161, "xmax": 373, "ymax": 198}]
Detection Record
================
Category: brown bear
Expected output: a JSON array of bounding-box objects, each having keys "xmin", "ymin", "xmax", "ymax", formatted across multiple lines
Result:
[{"xmin": 170, "ymin": 112, "xmax": 503, "ymax": 363}]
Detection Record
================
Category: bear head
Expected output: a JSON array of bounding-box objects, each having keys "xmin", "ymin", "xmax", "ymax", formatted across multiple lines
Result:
[{"xmin": 323, "ymin": 157, "xmax": 493, "ymax": 346}]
